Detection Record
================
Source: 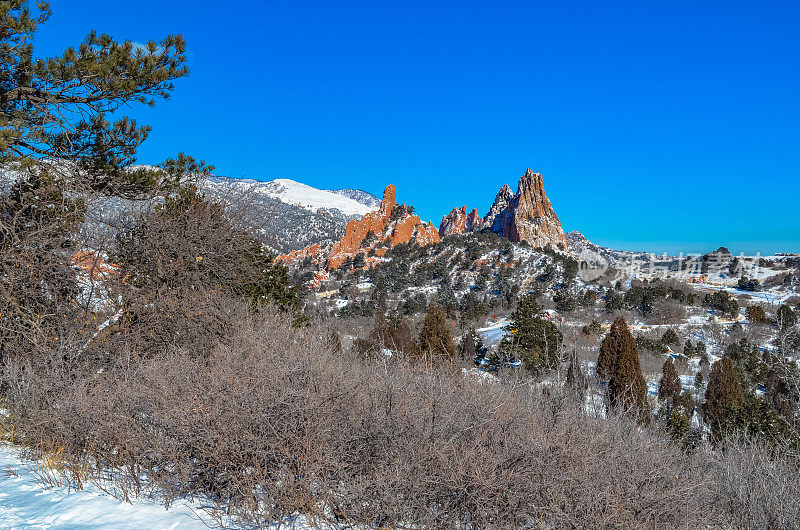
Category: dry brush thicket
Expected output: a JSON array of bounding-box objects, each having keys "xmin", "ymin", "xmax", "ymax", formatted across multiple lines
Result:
[{"xmin": 3, "ymin": 308, "xmax": 799, "ymax": 528}]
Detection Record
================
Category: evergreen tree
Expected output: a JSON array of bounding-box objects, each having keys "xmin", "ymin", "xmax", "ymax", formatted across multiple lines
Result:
[
  {"xmin": 777, "ymin": 304, "xmax": 797, "ymax": 330},
  {"xmin": 658, "ymin": 358, "xmax": 682, "ymax": 406},
  {"xmin": 683, "ymin": 340, "xmax": 695, "ymax": 358},
  {"xmin": 604, "ymin": 289, "xmax": 624, "ymax": 312},
  {"xmin": 418, "ymin": 302, "xmax": 455, "ymax": 362},
  {"xmin": 498, "ymin": 293, "xmax": 563, "ymax": 374},
  {"xmin": 746, "ymin": 305, "xmax": 769, "ymax": 325},
  {"xmin": 598, "ymin": 317, "xmax": 649, "ymax": 416},
  {"xmin": 1, "ymin": 1, "xmax": 190, "ymax": 195},
  {"xmin": 0, "ymin": 1, "xmax": 197, "ymax": 360},
  {"xmin": 661, "ymin": 328, "xmax": 679, "ymax": 345},
  {"xmin": 703, "ymin": 357, "xmax": 745, "ymax": 434}
]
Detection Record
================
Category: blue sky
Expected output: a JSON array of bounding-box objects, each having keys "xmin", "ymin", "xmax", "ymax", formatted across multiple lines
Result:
[{"xmin": 37, "ymin": 1, "xmax": 799, "ymax": 254}]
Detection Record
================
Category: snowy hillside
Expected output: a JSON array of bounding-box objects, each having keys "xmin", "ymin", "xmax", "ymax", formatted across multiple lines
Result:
[
  {"xmin": 207, "ymin": 176, "xmax": 376, "ymax": 217},
  {"xmin": 330, "ymin": 188, "xmax": 381, "ymax": 209}
]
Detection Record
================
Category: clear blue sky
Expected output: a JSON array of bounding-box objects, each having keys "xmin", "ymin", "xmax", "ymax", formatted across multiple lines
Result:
[{"xmin": 38, "ymin": 1, "xmax": 799, "ymax": 254}]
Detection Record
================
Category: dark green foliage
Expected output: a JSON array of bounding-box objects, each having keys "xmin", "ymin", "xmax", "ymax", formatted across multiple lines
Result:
[
  {"xmin": 703, "ymin": 357, "xmax": 745, "ymax": 435},
  {"xmin": 498, "ymin": 294, "xmax": 563, "ymax": 374},
  {"xmin": 737, "ymin": 277, "xmax": 761, "ymax": 292},
  {"xmin": 683, "ymin": 340, "xmax": 695, "ymax": 358},
  {"xmin": 776, "ymin": 304, "xmax": 797, "ymax": 330},
  {"xmin": 389, "ymin": 203, "xmax": 414, "ymax": 222},
  {"xmin": 662, "ymin": 408, "xmax": 692, "ymax": 445},
  {"xmin": 604, "ymin": 289, "xmax": 624, "ymax": 312},
  {"xmin": 636, "ymin": 336, "xmax": 668, "ymax": 355},
  {"xmin": 494, "ymin": 267, "xmax": 520, "ymax": 308},
  {"xmin": 457, "ymin": 291, "xmax": 490, "ymax": 322},
  {"xmin": 703, "ymin": 291, "xmax": 740, "ymax": 319},
  {"xmin": 418, "ymin": 302, "xmax": 455, "ymax": 362},
  {"xmin": 725, "ymin": 339, "xmax": 768, "ymax": 390},
  {"xmin": 1, "ymin": 1, "xmax": 190, "ymax": 197},
  {"xmin": 694, "ymin": 371, "xmax": 705, "ymax": 391},
  {"xmin": 622, "ymin": 280, "xmax": 694, "ymax": 316},
  {"xmin": 716, "ymin": 395, "xmax": 797, "ymax": 447},
  {"xmin": 540, "ymin": 244, "xmax": 578, "ymax": 281},
  {"xmin": 662, "ymin": 328, "xmax": 679, "ymax": 345},
  {"xmin": 459, "ymin": 328, "xmax": 486, "ymax": 364},
  {"xmin": 339, "ymin": 300, "xmax": 376, "ymax": 318},
  {"xmin": 695, "ymin": 341, "xmax": 707, "ymax": 358},
  {"xmin": 435, "ymin": 276, "xmax": 457, "ymax": 316},
  {"xmin": 598, "ymin": 317, "xmax": 649, "ymax": 416},
  {"xmin": 553, "ymin": 289, "xmax": 577, "ymax": 312},
  {"xmin": 658, "ymin": 358, "xmax": 682, "ymax": 405},
  {"xmin": 401, "ymin": 292, "xmax": 427, "ymax": 315}
]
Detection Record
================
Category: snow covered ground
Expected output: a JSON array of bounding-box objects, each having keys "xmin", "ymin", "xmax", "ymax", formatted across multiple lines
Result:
[
  {"xmin": 0, "ymin": 443, "xmax": 214, "ymax": 529},
  {"xmin": 477, "ymin": 319, "xmax": 510, "ymax": 348}
]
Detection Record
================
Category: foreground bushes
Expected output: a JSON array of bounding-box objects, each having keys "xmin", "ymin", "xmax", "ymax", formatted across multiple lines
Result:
[{"xmin": 2, "ymin": 310, "xmax": 799, "ymax": 528}]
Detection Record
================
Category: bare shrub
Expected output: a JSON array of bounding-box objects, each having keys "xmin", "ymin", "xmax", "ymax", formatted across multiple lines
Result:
[
  {"xmin": 649, "ymin": 298, "xmax": 687, "ymax": 324},
  {"xmin": 713, "ymin": 437, "xmax": 800, "ymax": 529},
  {"xmin": 1, "ymin": 308, "xmax": 730, "ymax": 528}
]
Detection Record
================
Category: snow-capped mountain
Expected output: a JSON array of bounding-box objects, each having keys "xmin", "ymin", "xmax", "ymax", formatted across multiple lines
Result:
[
  {"xmin": 330, "ymin": 188, "xmax": 382, "ymax": 209},
  {"xmin": 207, "ymin": 176, "xmax": 376, "ymax": 217}
]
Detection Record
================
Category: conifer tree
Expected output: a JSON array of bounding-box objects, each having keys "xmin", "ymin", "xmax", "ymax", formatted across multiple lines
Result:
[
  {"xmin": 0, "ymin": 1, "xmax": 199, "ymax": 360},
  {"xmin": 598, "ymin": 317, "xmax": 649, "ymax": 415},
  {"xmin": 703, "ymin": 357, "xmax": 745, "ymax": 433},
  {"xmin": 658, "ymin": 357, "xmax": 682, "ymax": 406},
  {"xmin": 418, "ymin": 302, "xmax": 455, "ymax": 362},
  {"xmin": 498, "ymin": 293, "xmax": 563, "ymax": 374},
  {"xmin": 661, "ymin": 328, "xmax": 679, "ymax": 346},
  {"xmin": 777, "ymin": 304, "xmax": 797, "ymax": 331},
  {"xmin": 746, "ymin": 305, "xmax": 769, "ymax": 325}
]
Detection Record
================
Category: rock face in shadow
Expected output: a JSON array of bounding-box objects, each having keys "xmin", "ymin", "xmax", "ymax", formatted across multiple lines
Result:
[
  {"xmin": 277, "ymin": 184, "xmax": 440, "ymax": 272},
  {"xmin": 438, "ymin": 169, "xmax": 567, "ymax": 250}
]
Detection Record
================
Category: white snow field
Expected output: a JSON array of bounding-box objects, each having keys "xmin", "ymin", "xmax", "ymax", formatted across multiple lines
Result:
[
  {"xmin": 0, "ymin": 443, "xmax": 214, "ymax": 529},
  {"xmin": 205, "ymin": 176, "xmax": 376, "ymax": 217}
]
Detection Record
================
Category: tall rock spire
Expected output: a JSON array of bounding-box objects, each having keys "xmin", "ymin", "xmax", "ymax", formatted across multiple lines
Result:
[{"xmin": 438, "ymin": 168, "xmax": 568, "ymax": 250}]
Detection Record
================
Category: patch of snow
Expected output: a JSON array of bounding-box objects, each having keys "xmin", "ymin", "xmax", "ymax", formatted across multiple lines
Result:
[{"xmin": 0, "ymin": 443, "xmax": 215, "ymax": 529}]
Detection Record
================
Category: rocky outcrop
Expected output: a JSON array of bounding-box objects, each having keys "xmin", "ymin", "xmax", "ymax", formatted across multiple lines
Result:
[
  {"xmin": 439, "ymin": 206, "xmax": 483, "ymax": 237},
  {"xmin": 482, "ymin": 184, "xmax": 514, "ymax": 230},
  {"xmin": 491, "ymin": 169, "xmax": 567, "ymax": 249},
  {"xmin": 438, "ymin": 169, "xmax": 567, "ymax": 250},
  {"xmin": 277, "ymin": 184, "xmax": 441, "ymax": 274}
]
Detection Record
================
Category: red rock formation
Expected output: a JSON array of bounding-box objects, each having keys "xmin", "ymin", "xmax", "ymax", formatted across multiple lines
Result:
[
  {"xmin": 439, "ymin": 206, "xmax": 483, "ymax": 237},
  {"xmin": 277, "ymin": 184, "xmax": 441, "ymax": 276},
  {"xmin": 274, "ymin": 243, "xmax": 324, "ymax": 265},
  {"xmin": 438, "ymin": 169, "xmax": 567, "ymax": 250},
  {"xmin": 493, "ymin": 169, "xmax": 567, "ymax": 249}
]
